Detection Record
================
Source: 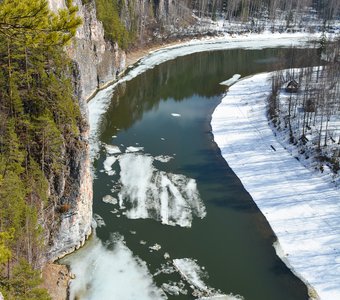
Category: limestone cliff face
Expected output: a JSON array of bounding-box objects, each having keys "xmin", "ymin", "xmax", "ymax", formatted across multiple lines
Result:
[
  {"xmin": 45, "ymin": 130, "xmax": 93, "ymax": 261},
  {"xmin": 67, "ymin": 0, "xmax": 126, "ymax": 101},
  {"xmin": 49, "ymin": 0, "xmax": 126, "ymax": 101},
  {"xmin": 44, "ymin": 0, "xmax": 130, "ymax": 262}
]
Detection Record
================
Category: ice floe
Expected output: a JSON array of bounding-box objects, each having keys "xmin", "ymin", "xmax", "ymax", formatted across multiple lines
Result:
[
  {"xmin": 117, "ymin": 153, "xmax": 206, "ymax": 227},
  {"xmin": 93, "ymin": 214, "xmax": 105, "ymax": 228},
  {"xmin": 173, "ymin": 258, "xmax": 208, "ymax": 292},
  {"xmin": 149, "ymin": 243, "xmax": 162, "ymax": 251},
  {"xmin": 103, "ymin": 156, "xmax": 117, "ymax": 175},
  {"xmin": 198, "ymin": 295, "xmax": 244, "ymax": 300},
  {"xmin": 154, "ymin": 155, "xmax": 173, "ymax": 163},
  {"xmin": 102, "ymin": 195, "xmax": 118, "ymax": 205},
  {"xmin": 171, "ymin": 113, "xmax": 181, "ymax": 117},
  {"xmin": 61, "ymin": 235, "xmax": 166, "ymax": 300},
  {"xmin": 173, "ymin": 258, "xmax": 241, "ymax": 299},
  {"xmin": 219, "ymin": 74, "xmax": 241, "ymax": 86},
  {"xmin": 161, "ymin": 282, "xmax": 187, "ymax": 296},
  {"xmin": 211, "ymin": 72, "xmax": 340, "ymax": 300},
  {"xmin": 104, "ymin": 144, "xmax": 121, "ymax": 155},
  {"xmin": 126, "ymin": 146, "xmax": 144, "ymax": 153}
]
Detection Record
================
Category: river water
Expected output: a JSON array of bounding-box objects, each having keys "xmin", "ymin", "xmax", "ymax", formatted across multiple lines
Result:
[{"xmin": 63, "ymin": 47, "xmax": 319, "ymax": 300}]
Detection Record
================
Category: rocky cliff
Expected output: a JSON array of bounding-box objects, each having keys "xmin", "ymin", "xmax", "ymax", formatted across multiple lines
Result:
[
  {"xmin": 45, "ymin": 0, "xmax": 108, "ymax": 261},
  {"xmin": 66, "ymin": 1, "xmax": 126, "ymax": 101}
]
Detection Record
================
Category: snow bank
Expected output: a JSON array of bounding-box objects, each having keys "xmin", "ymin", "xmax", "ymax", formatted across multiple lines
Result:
[
  {"xmin": 61, "ymin": 236, "xmax": 166, "ymax": 300},
  {"xmin": 211, "ymin": 73, "xmax": 340, "ymax": 300}
]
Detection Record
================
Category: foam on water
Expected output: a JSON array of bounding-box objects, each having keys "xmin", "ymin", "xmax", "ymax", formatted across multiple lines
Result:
[{"xmin": 118, "ymin": 153, "xmax": 206, "ymax": 227}]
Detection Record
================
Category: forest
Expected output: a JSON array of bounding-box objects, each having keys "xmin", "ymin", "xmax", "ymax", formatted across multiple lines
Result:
[
  {"xmin": 90, "ymin": 0, "xmax": 339, "ymax": 48},
  {"xmin": 0, "ymin": 0, "xmax": 82, "ymax": 298},
  {"xmin": 268, "ymin": 37, "xmax": 340, "ymax": 181}
]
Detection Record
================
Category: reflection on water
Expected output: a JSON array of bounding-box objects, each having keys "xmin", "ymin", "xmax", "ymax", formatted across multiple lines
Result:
[{"xmin": 67, "ymin": 47, "xmax": 319, "ymax": 300}]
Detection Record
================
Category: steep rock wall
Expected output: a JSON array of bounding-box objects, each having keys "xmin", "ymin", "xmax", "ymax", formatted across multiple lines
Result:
[{"xmin": 67, "ymin": 0, "xmax": 126, "ymax": 101}]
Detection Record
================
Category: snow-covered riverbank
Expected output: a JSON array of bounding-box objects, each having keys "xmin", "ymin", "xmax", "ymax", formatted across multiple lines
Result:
[{"xmin": 211, "ymin": 73, "xmax": 340, "ymax": 300}]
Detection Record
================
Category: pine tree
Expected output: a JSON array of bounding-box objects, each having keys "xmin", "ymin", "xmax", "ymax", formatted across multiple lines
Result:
[{"xmin": 0, "ymin": 0, "xmax": 82, "ymax": 297}]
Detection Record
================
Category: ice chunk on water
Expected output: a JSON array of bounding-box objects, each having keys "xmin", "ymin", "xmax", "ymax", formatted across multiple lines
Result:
[
  {"xmin": 93, "ymin": 214, "xmax": 105, "ymax": 228},
  {"xmin": 162, "ymin": 283, "xmax": 182, "ymax": 296},
  {"xmin": 118, "ymin": 153, "xmax": 206, "ymax": 227},
  {"xmin": 219, "ymin": 74, "xmax": 241, "ymax": 86},
  {"xmin": 126, "ymin": 146, "xmax": 144, "ymax": 153},
  {"xmin": 173, "ymin": 258, "xmax": 208, "ymax": 292},
  {"xmin": 149, "ymin": 243, "xmax": 162, "ymax": 251},
  {"xmin": 173, "ymin": 258, "xmax": 243, "ymax": 300},
  {"xmin": 102, "ymin": 195, "xmax": 118, "ymax": 205},
  {"xmin": 103, "ymin": 156, "xmax": 117, "ymax": 175},
  {"xmin": 104, "ymin": 144, "xmax": 121, "ymax": 155},
  {"xmin": 155, "ymin": 155, "xmax": 173, "ymax": 163},
  {"xmin": 198, "ymin": 295, "xmax": 244, "ymax": 300}
]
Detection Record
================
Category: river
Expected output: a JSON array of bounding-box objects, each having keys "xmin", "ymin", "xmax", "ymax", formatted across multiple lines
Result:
[{"xmin": 62, "ymin": 45, "xmax": 320, "ymax": 300}]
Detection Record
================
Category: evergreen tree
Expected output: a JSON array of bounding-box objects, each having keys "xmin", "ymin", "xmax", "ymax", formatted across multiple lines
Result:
[{"xmin": 0, "ymin": 0, "xmax": 82, "ymax": 297}]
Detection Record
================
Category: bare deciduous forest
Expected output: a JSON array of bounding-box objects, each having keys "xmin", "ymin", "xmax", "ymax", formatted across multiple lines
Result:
[{"xmin": 269, "ymin": 37, "xmax": 340, "ymax": 181}]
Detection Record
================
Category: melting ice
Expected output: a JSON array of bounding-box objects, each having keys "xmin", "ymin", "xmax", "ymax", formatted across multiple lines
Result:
[
  {"xmin": 62, "ymin": 235, "xmax": 166, "ymax": 300},
  {"xmin": 173, "ymin": 258, "xmax": 244, "ymax": 300},
  {"xmin": 118, "ymin": 153, "xmax": 206, "ymax": 227}
]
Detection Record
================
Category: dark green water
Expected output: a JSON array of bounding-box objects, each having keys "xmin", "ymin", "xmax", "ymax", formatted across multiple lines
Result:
[{"xmin": 93, "ymin": 48, "xmax": 318, "ymax": 300}]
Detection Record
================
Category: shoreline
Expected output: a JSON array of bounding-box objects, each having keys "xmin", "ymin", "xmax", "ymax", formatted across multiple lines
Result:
[{"xmin": 211, "ymin": 73, "xmax": 340, "ymax": 300}]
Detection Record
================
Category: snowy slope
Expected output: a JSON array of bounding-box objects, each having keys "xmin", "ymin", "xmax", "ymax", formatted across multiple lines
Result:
[{"xmin": 211, "ymin": 73, "xmax": 340, "ymax": 300}]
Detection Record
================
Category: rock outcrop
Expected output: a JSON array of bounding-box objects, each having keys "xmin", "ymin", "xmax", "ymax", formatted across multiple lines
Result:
[{"xmin": 66, "ymin": 0, "xmax": 126, "ymax": 101}]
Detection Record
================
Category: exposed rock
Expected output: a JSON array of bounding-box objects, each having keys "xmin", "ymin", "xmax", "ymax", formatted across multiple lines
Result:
[
  {"xmin": 68, "ymin": 0, "xmax": 126, "ymax": 101},
  {"xmin": 45, "ymin": 133, "xmax": 93, "ymax": 261},
  {"xmin": 49, "ymin": 0, "xmax": 126, "ymax": 103}
]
